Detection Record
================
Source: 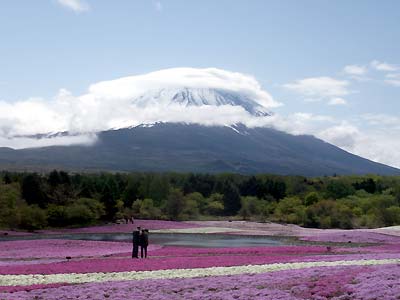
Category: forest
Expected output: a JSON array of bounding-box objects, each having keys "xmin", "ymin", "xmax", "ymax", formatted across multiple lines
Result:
[{"xmin": 1, "ymin": 171, "xmax": 400, "ymax": 230}]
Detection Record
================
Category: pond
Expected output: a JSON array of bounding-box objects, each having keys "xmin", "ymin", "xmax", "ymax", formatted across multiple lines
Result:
[{"xmin": 0, "ymin": 233, "xmax": 297, "ymax": 248}]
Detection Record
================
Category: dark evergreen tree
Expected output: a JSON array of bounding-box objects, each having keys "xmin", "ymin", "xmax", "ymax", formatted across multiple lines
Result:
[
  {"xmin": 270, "ymin": 180, "xmax": 286, "ymax": 200},
  {"xmin": 183, "ymin": 174, "xmax": 215, "ymax": 197},
  {"xmin": 58, "ymin": 171, "xmax": 71, "ymax": 185},
  {"xmin": 240, "ymin": 176, "xmax": 260, "ymax": 197},
  {"xmin": 353, "ymin": 178, "xmax": 376, "ymax": 194},
  {"xmin": 48, "ymin": 170, "xmax": 61, "ymax": 187},
  {"xmin": 148, "ymin": 175, "xmax": 170, "ymax": 206},
  {"xmin": 21, "ymin": 174, "xmax": 46, "ymax": 208},
  {"xmin": 3, "ymin": 172, "xmax": 12, "ymax": 184},
  {"xmin": 122, "ymin": 177, "xmax": 140, "ymax": 207},
  {"xmin": 222, "ymin": 181, "xmax": 241, "ymax": 215},
  {"xmin": 100, "ymin": 184, "xmax": 118, "ymax": 220},
  {"xmin": 326, "ymin": 180, "xmax": 355, "ymax": 199}
]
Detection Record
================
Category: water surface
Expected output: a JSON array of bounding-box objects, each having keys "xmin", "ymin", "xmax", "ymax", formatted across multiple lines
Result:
[{"xmin": 0, "ymin": 232, "xmax": 297, "ymax": 248}]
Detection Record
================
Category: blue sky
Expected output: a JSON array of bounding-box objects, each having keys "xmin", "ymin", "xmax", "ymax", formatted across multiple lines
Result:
[{"xmin": 0, "ymin": 0, "xmax": 400, "ymax": 167}]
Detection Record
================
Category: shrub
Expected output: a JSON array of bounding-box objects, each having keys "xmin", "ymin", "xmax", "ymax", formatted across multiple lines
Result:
[
  {"xmin": 65, "ymin": 204, "xmax": 95, "ymax": 226},
  {"xmin": 47, "ymin": 205, "xmax": 68, "ymax": 227},
  {"xmin": 274, "ymin": 197, "xmax": 306, "ymax": 225},
  {"xmin": 0, "ymin": 183, "xmax": 20, "ymax": 228},
  {"xmin": 140, "ymin": 198, "xmax": 161, "ymax": 219},
  {"xmin": 239, "ymin": 196, "xmax": 264, "ymax": 220},
  {"xmin": 17, "ymin": 205, "xmax": 47, "ymax": 230}
]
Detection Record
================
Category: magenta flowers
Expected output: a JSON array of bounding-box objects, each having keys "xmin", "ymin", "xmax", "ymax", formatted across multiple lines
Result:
[{"xmin": 1, "ymin": 225, "xmax": 399, "ymax": 299}]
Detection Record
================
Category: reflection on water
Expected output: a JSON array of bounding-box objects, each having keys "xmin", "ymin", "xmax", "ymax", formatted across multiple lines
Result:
[{"xmin": 0, "ymin": 233, "xmax": 296, "ymax": 248}]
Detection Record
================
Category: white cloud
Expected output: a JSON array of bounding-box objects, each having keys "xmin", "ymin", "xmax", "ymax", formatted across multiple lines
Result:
[
  {"xmin": 153, "ymin": 1, "xmax": 162, "ymax": 11},
  {"xmin": 57, "ymin": 0, "xmax": 90, "ymax": 13},
  {"xmin": 343, "ymin": 65, "xmax": 367, "ymax": 76},
  {"xmin": 362, "ymin": 113, "xmax": 400, "ymax": 129},
  {"xmin": 328, "ymin": 97, "xmax": 347, "ymax": 105},
  {"xmin": 283, "ymin": 76, "xmax": 350, "ymax": 105},
  {"xmin": 370, "ymin": 60, "xmax": 398, "ymax": 72},
  {"xmin": 0, "ymin": 68, "xmax": 281, "ymax": 147},
  {"xmin": 0, "ymin": 134, "xmax": 97, "ymax": 149},
  {"xmin": 319, "ymin": 125, "xmax": 400, "ymax": 169},
  {"xmin": 88, "ymin": 67, "xmax": 280, "ymax": 108},
  {"xmin": 383, "ymin": 73, "xmax": 400, "ymax": 86},
  {"xmin": 386, "ymin": 73, "xmax": 400, "ymax": 79},
  {"xmin": 384, "ymin": 80, "xmax": 400, "ymax": 87},
  {"xmin": 318, "ymin": 123, "xmax": 360, "ymax": 149}
]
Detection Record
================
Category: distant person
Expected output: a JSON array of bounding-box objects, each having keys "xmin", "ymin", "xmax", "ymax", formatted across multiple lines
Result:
[
  {"xmin": 132, "ymin": 226, "xmax": 141, "ymax": 258},
  {"xmin": 140, "ymin": 229, "xmax": 149, "ymax": 258},
  {"xmin": 131, "ymin": 216, "xmax": 135, "ymax": 224}
]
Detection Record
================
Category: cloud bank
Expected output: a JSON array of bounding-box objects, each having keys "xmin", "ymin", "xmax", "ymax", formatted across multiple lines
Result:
[{"xmin": 0, "ymin": 68, "xmax": 279, "ymax": 148}]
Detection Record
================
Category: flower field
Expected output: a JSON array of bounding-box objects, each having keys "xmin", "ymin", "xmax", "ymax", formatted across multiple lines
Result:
[{"xmin": 1, "ymin": 221, "xmax": 400, "ymax": 299}]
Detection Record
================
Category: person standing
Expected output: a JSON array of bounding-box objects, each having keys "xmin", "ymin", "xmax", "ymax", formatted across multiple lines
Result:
[
  {"xmin": 140, "ymin": 229, "xmax": 149, "ymax": 258},
  {"xmin": 132, "ymin": 226, "xmax": 141, "ymax": 258}
]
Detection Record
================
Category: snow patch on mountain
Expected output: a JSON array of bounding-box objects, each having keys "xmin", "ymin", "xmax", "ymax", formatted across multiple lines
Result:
[{"xmin": 131, "ymin": 87, "xmax": 271, "ymax": 117}]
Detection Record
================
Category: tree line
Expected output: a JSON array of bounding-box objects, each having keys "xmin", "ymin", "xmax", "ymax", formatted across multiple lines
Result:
[{"xmin": 1, "ymin": 171, "xmax": 399, "ymax": 230}]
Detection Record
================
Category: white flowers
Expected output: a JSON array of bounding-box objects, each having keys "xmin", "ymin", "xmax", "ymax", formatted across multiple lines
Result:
[{"xmin": 2, "ymin": 258, "xmax": 399, "ymax": 287}]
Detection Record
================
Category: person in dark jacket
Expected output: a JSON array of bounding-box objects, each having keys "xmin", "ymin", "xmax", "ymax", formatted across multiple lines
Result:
[
  {"xmin": 140, "ymin": 229, "xmax": 149, "ymax": 258},
  {"xmin": 132, "ymin": 226, "xmax": 141, "ymax": 258}
]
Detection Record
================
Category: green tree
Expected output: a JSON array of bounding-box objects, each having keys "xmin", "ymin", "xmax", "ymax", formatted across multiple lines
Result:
[
  {"xmin": 134, "ymin": 198, "xmax": 161, "ymax": 219},
  {"xmin": 48, "ymin": 170, "xmax": 62, "ymax": 187},
  {"xmin": 184, "ymin": 192, "xmax": 206, "ymax": 214},
  {"xmin": 148, "ymin": 175, "xmax": 170, "ymax": 206},
  {"xmin": 122, "ymin": 177, "xmax": 140, "ymax": 208},
  {"xmin": 3, "ymin": 172, "xmax": 12, "ymax": 184},
  {"xmin": 21, "ymin": 174, "xmax": 46, "ymax": 208},
  {"xmin": 66, "ymin": 204, "xmax": 95, "ymax": 226},
  {"xmin": 0, "ymin": 183, "xmax": 20, "ymax": 227},
  {"xmin": 222, "ymin": 182, "xmax": 241, "ymax": 215},
  {"xmin": 239, "ymin": 196, "xmax": 263, "ymax": 220},
  {"xmin": 204, "ymin": 193, "xmax": 224, "ymax": 215},
  {"xmin": 164, "ymin": 188, "xmax": 185, "ymax": 220},
  {"xmin": 181, "ymin": 196, "xmax": 199, "ymax": 220},
  {"xmin": 304, "ymin": 192, "xmax": 320, "ymax": 206},
  {"xmin": 75, "ymin": 198, "xmax": 105, "ymax": 220},
  {"xmin": 46, "ymin": 205, "xmax": 68, "ymax": 227},
  {"xmin": 382, "ymin": 206, "xmax": 400, "ymax": 226},
  {"xmin": 353, "ymin": 178, "xmax": 377, "ymax": 194},
  {"xmin": 100, "ymin": 184, "xmax": 118, "ymax": 220},
  {"xmin": 325, "ymin": 180, "xmax": 355, "ymax": 199},
  {"xmin": 274, "ymin": 197, "xmax": 306, "ymax": 225},
  {"xmin": 17, "ymin": 205, "xmax": 47, "ymax": 230}
]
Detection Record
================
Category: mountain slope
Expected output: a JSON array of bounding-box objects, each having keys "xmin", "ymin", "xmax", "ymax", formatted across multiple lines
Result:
[{"xmin": 0, "ymin": 123, "xmax": 398, "ymax": 176}]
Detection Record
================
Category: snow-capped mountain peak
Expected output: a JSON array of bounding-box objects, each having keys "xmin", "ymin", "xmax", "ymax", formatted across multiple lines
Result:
[{"xmin": 131, "ymin": 87, "xmax": 271, "ymax": 116}]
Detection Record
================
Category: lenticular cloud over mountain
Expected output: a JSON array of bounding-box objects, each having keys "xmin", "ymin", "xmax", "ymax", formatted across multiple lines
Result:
[
  {"xmin": 88, "ymin": 68, "xmax": 279, "ymax": 109},
  {"xmin": 0, "ymin": 68, "xmax": 281, "ymax": 148}
]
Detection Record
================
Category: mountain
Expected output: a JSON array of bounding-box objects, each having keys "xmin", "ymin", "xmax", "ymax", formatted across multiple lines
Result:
[
  {"xmin": 0, "ymin": 86, "xmax": 399, "ymax": 175},
  {"xmin": 131, "ymin": 87, "xmax": 271, "ymax": 116},
  {"xmin": 0, "ymin": 123, "xmax": 399, "ymax": 176}
]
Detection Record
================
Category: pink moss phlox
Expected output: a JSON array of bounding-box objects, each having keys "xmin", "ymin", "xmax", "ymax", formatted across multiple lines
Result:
[
  {"xmin": 3, "ymin": 264, "xmax": 399, "ymax": 300},
  {"xmin": 0, "ymin": 283, "xmax": 68, "ymax": 293},
  {"xmin": 301, "ymin": 230, "xmax": 400, "ymax": 244},
  {"xmin": 0, "ymin": 240, "xmax": 133, "ymax": 259},
  {"xmin": 0, "ymin": 254, "xmax": 297, "ymax": 275},
  {"xmin": 149, "ymin": 245, "xmax": 330, "ymax": 257}
]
